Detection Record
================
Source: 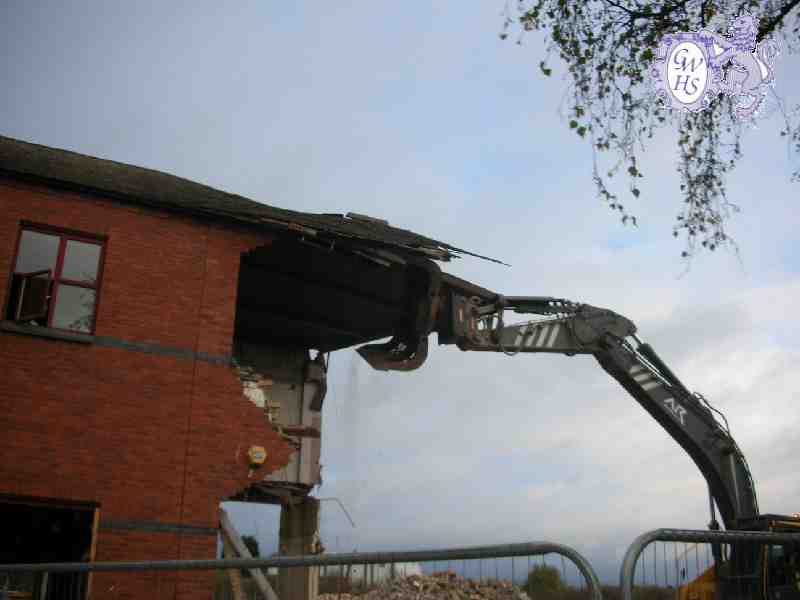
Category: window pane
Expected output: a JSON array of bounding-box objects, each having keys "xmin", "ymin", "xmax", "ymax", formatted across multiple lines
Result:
[
  {"xmin": 52, "ymin": 285, "xmax": 96, "ymax": 333},
  {"xmin": 61, "ymin": 240, "xmax": 101, "ymax": 283},
  {"xmin": 14, "ymin": 230, "xmax": 59, "ymax": 274}
]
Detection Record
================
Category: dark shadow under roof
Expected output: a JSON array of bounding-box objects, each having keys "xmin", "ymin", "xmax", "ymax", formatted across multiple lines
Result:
[{"xmin": 0, "ymin": 135, "xmax": 505, "ymax": 265}]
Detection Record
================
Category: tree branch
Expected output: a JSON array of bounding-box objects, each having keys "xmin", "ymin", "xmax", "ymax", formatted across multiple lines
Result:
[
  {"xmin": 600, "ymin": 0, "xmax": 637, "ymax": 15},
  {"xmin": 758, "ymin": 0, "xmax": 800, "ymax": 39},
  {"xmin": 600, "ymin": 0, "xmax": 692, "ymax": 23}
]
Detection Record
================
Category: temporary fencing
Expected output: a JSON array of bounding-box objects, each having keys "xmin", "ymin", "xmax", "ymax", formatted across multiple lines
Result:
[
  {"xmin": 619, "ymin": 528, "xmax": 800, "ymax": 600},
  {"xmin": 1, "ymin": 540, "xmax": 602, "ymax": 600}
]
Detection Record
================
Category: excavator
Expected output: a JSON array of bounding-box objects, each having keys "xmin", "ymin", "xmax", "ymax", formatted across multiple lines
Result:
[{"xmin": 355, "ymin": 288, "xmax": 800, "ymax": 600}]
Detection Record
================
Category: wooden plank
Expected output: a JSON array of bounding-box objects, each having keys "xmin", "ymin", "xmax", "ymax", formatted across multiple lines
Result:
[
  {"xmin": 281, "ymin": 425, "xmax": 321, "ymax": 439},
  {"xmin": 220, "ymin": 508, "xmax": 280, "ymax": 600},
  {"xmin": 223, "ymin": 537, "xmax": 246, "ymax": 600},
  {"xmin": 86, "ymin": 507, "xmax": 100, "ymax": 599}
]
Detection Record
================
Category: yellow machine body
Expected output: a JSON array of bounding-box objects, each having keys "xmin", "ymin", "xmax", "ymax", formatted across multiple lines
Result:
[{"xmin": 679, "ymin": 565, "xmax": 716, "ymax": 600}]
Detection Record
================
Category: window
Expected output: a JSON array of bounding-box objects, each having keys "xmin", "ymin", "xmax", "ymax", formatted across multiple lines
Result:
[{"xmin": 5, "ymin": 225, "xmax": 105, "ymax": 334}]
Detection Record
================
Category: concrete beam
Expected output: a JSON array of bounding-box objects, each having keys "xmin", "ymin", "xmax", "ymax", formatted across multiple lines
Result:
[{"xmin": 278, "ymin": 498, "xmax": 321, "ymax": 600}]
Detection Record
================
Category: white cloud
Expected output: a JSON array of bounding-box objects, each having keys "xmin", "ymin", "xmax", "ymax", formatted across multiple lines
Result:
[{"xmin": 2, "ymin": 0, "xmax": 798, "ymax": 584}]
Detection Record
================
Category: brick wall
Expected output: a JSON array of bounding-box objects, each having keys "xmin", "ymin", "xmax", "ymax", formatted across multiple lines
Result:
[{"xmin": 0, "ymin": 178, "xmax": 296, "ymax": 600}]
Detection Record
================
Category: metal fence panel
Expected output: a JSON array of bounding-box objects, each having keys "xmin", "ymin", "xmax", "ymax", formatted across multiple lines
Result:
[
  {"xmin": 619, "ymin": 528, "xmax": 800, "ymax": 600},
  {"xmin": 1, "ymin": 540, "xmax": 602, "ymax": 600}
]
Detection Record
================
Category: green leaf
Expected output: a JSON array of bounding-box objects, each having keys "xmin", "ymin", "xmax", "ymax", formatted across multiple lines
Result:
[
  {"xmin": 569, "ymin": 120, "xmax": 579, "ymax": 129},
  {"xmin": 539, "ymin": 61, "xmax": 552, "ymax": 76},
  {"xmin": 628, "ymin": 166, "xmax": 639, "ymax": 177},
  {"xmin": 577, "ymin": 126, "xmax": 587, "ymax": 137}
]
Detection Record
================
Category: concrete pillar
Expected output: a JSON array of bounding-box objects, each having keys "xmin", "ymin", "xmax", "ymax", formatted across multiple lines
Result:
[{"xmin": 279, "ymin": 497, "xmax": 321, "ymax": 600}]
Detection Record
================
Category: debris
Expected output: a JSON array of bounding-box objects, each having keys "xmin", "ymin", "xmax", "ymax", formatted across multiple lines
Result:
[{"xmin": 318, "ymin": 572, "xmax": 531, "ymax": 600}]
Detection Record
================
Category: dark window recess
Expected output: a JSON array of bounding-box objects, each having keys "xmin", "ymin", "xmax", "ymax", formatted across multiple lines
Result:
[
  {"xmin": 4, "ymin": 227, "xmax": 105, "ymax": 334},
  {"xmin": 0, "ymin": 498, "xmax": 95, "ymax": 600},
  {"xmin": 9, "ymin": 269, "xmax": 52, "ymax": 321}
]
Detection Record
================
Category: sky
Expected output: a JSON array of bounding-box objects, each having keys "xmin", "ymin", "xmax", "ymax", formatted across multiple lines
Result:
[{"xmin": 2, "ymin": 0, "xmax": 799, "ymax": 585}]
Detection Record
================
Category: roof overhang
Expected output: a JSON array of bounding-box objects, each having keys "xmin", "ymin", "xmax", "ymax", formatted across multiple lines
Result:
[
  {"xmin": 0, "ymin": 135, "xmax": 505, "ymax": 360},
  {"xmin": 0, "ymin": 135, "xmax": 507, "ymax": 266}
]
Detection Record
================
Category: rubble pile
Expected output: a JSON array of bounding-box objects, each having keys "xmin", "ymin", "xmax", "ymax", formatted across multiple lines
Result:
[{"xmin": 318, "ymin": 571, "xmax": 532, "ymax": 600}]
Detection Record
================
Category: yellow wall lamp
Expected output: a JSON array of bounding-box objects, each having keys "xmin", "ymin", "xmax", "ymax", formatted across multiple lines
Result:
[{"xmin": 247, "ymin": 446, "xmax": 268, "ymax": 478}]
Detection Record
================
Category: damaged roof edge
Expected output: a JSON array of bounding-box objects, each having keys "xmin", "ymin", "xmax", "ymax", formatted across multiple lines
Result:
[{"xmin": 0, "ymin": 135, "xmax": 509, "ymax": 266}]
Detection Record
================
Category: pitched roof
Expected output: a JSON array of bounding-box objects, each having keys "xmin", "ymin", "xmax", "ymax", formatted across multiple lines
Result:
[{"xmin": 0, "ymin": 135, "xmax": 505, "ymax": 265}]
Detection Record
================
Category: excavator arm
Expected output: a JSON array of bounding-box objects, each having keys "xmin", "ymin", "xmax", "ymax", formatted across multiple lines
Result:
[
  {"xmin": 357, "ymin": 287, "xmax": 800, "ymax": 600},
  {"xmin": 359, "ymin": 291, "xmax": 759, "ymax": 530}
]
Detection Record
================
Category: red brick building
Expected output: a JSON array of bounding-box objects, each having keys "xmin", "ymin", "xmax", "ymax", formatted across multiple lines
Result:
[{"xmin": 0, "ymin": 136, "xmax": 491, "ymax": 600}]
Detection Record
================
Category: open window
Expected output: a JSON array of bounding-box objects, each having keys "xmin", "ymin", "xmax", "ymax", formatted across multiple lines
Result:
[
  {"xmin": 4, "ymin": 225, "xmax": 105, "ymax": 334},
  {"xmin": 0, "ymin": 496, "xmax": 97, "ymax": 600}
]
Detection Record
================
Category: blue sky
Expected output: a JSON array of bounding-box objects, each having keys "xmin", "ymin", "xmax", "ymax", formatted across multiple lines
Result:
[{"xmin": 2, "ymin": 0, "xmax": 799, "ymax": 584}]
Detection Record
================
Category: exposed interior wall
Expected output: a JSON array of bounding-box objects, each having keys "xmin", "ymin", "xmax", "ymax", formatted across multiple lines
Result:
[
  {"xmin": 232, "ymin": 341, "xmax": 324, "ymax": 489},
  {"xmin": 299, "ymin": 374, "xmax": 323, "ymax": 487}
]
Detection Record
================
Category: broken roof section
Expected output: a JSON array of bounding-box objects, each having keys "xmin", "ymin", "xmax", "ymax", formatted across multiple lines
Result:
[{"xmin": 0, "ymin": 135, "xmax": 506, "ymax": 265}]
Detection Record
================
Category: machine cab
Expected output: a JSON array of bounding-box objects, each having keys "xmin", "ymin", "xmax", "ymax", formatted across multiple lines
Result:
[{"xmin": 762, "ymin": 515, "xmax": 800, "ymax": 600}]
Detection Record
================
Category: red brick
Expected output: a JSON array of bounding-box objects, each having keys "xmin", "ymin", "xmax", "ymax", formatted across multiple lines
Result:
[{"xmin": 0, "ymin": 178, "xmax": 296, "ymax": 600}]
